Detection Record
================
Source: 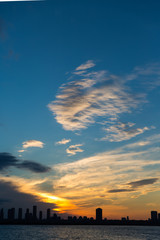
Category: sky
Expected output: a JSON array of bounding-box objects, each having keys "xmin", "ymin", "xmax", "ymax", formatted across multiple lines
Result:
[{"xmin": 0, "ymin": 0, "xmax": 160, "ymax": 220}]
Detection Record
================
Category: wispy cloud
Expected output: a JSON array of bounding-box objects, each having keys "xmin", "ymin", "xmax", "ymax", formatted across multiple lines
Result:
[
  {"xmin": 66, "ymin": 144, "xmax": 84, "ymax": 156},
  {"xmin": 22, "ymin": 140, "xmax": 44, "ymax": 149},
  {"xmin": 56, "ymin": 138, "xmax": 71, "ymax": 145},
  {"xmin": 48, "ymin": 62, "xmax": 141, "ymax": 131},
  {"xmin": 1, "ymin": 134, "xmax": 160, "ymax": 217},
  {"xmin": 100, "ymin": 122, "xmax": 152, "ymax": 142},
  {"xmin": 18, "ymin": 149, "xmax": 26, "ymax": 153},
  {"xmin": 48, "ymin": 62, "xmax": 160, "ymax": 138},
  {"xmin": 50, "ymin": 134, "xmax": 160, "ymax": 215},
  {"xmin": 75, "ymin": 60, "xmax": 96, "ymax": 71}
]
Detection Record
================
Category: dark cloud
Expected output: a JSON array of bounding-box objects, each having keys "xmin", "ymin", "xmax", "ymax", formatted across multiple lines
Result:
[
  {"xmin": 108, "ymin": 178, "xmax": 158, "ymax": 193},
  {"xmin": 128, "ymin": 178, "xmax": 158, "ymax": 188},
  {"xmin": 108, "ymin": 189, "xmax": 134, "ymax": 193},
  {"xmin": 0, "ymin": 152, "xmax": 51, "ymax": 173},
  {"xmin": 0, "ymin": 153, "xmax": 18, "ymax": 170},
  {"xmin": 0, "ymin": 181, "xmax": 57, "ymax": 218},
  {"xmin": 17, "ymin": 161, "xmax": 51, "ymax": 173}
]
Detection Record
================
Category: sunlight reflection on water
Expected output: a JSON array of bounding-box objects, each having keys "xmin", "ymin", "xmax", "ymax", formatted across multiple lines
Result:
[{"xmin": 0, "ymin": 225, "xmax": 160, "ymax": 240}]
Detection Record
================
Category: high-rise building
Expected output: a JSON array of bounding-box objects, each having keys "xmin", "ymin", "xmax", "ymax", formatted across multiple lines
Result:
[
  {"xmin": 8, "ymin": 208, "xmax": 15, "ymax": 221},
  {"xmin": 151, "ymin": 211, "xmax": 157, "ymax": 223},
  {"xmin": 25, "ymin": 208, "xmax": 30, "ymax": 221},
  {"xmin": 96, "ymin": 208, "xmax": 102, "ymax": 221},
  {"xmin": 47, "ymin": 208, "xmax": 50, "ymax": 220},
  {"xmin": 18, "ymin": 208, "xmax": 22, "ymax": 220},
  {"xmin": 33, "ymin": 206, "xmax": 37, "ymax": 220},
  {"xmin": 39, "ymin": 211, "xmax": 42, "ymax": 221},
  {"xmin": 0, "ymin": 208, "xmax": 4, "ymax": 220}
]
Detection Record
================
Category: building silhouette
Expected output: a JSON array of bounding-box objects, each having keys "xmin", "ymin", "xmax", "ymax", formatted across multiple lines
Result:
[
  {"xmin": 1, "ymin": 206, "xmax": 160, "ymax": 226},
  {"xmin": 8, "ymin": 208, "xmax": 15, "ymax": 221},
  {"xmin": 39, "ymin": 211, "xmax": 42, "ymax": 221},
  {"xmin": 18, "ymin": 208, "xmax": 22, "ymax": 221},
  {"xmin": 96, "ymin": 208, "xmax": 102, "ymax": 221},
  {"xmin": 47, "ymin": 208, "xmax": 51, "ymax": 220},
  {"xmin": 151, "ymin": 211, "xmax": 157, "ymax": 224},
  {"xmin": 0, "ymin": 209, "xmax": 4, "ymax": 221},
  {"xmin": 33, "ymin": 206, "xmax": 37, "ymax": 220},
  {"xmin": 25, "ymin": 208, "xmax": 30, "ymax": 221}
]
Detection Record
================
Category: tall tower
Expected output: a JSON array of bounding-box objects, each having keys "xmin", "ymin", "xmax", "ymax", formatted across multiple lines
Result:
[
  {"xmin": 39, "ymin": 211, "xmax": 42, "ymax": 221},
  {"xmin": 151, "ymin": 211, "xmax": 157, "ymax": 224},
  {"xmin": 96, "ymin": 208, "xmax": 102, "ymax": 221},
  {"xmin": 33, "ymin": 206, "xmax": 37, "ymax": 220},
  {"xmin": 0, "ymin": 208, "xmax": 4, "ymax": 221},
  {"xmin": 18, "ymin": 208, "xmax": 22, "ymax": 220},
  {"xmin": 47, "ymin": 208, "xmax": 51, "ymax": 220}
]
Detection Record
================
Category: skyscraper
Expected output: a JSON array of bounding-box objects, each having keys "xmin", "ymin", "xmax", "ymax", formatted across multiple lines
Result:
[
  {"xmin": 39, "ymin": 211, "xmax": 42, "ymax": 221},
  {"xmin": 33, "ymin": 206, "xmax": 37, "ymax": 220},
  {"xmin": 18, "ymin": 208, "xmax": 22, "ymax": 220},
  {"xmin": 96, "ymin": 208, "xmax": 102, "ymax": 221},
  {"xmin": 151, "ymin": 211, "xmax": 157, "ymax": 224},
  {"xmin": 47, "ymin": 208, "xmax": 51, "ymax": 220},
  {"xmin": 0, "ymin": 208, "xmax": 4, "ymax": 221}
]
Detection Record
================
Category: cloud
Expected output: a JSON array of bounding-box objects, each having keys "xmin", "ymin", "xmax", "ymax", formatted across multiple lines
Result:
[
  {"xmin": 125, "ymin": 133, "xmax": 160, "ymax": 149},
  {"xmin": 125, "ymin": 63, "xmax": 160, "ymax": 89},
  {"xmin": 66, "ymin": 144, "xmax": 84, "ymax": 156},
  {"xmin": 48, "ymin": 62, "xmax": 160, "ymax": 136},
  {"xmin": 0, "ymin": 153, "xmax": 18, "ymax": 170},
  {"xmin": 22, "ymin": 140, "xmax": 44, "ymax": 149},
  {"xmin": 56, "ymin": 138, "xmax": 71, "ymax": 145},
  {"xmin": 0, "ymin": 176, "xmax": 76, "ymax": 214},
  {"xmin": 0, "ymin": 152, "xmax": 51, "ymax": 173},
  {"xmin": 18, "ymin": 150, "xmax": 26, "ymax": 153},
  {"xmin": 75, "ymin": 60, "xmax": 95, "ymax": 71},
  {"xmin": 101, "ymin": 122, "xmax": 152, "ymax": 142},
  {"xmin": 1, "ymin": 135, "xmax": 160, "ymax": 217},
  {"xmin": 128, "ymin": 178, "xmax": 158, "ymax": 188},
  {"xmin": 51, "ymin": 136, "xmax": 160, "ymax": 214},
  {"xmin": 108, "ymin": 178, "xmax": 158, "ymax": 193},
  {"xmin": 0, "ymin": 180, "xmax": 56, "ymax": 212},
  {"xmin": 108, "ymin": 189, "xmax": 134, "ymax": 193},
  {"xmin": 17, "ymin": 161, "xmax": 51, "ymax": 173},
  {"xmin": 48, "ymin": 64, "xmax": 140, "ymax": 131}
]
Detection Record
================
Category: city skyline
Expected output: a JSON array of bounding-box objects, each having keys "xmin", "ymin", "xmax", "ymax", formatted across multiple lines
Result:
[
  {"xmin": 1, "ymin": 206, "xmax": 160, "ymax": 226},
  {"xmin": 1, "ymin": 0, "xmax": 160, "ymax": 220}
]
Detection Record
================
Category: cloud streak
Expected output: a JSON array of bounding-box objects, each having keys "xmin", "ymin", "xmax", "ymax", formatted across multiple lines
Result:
[
  {"xmin": 56, "ymin": 138, "xmax": 71, "ymax": 145},
  {"xmin": 75, "ymin": 60, "xmax": 96, "ymax": 71},
  {"xmin": 66, "ymin": 144, "xmax": 84, "ymax": 156},
  {"xmin": 108, "ymin": 178, "xmax": 158, "ymax": 193},
  {"xmin": 101, "ymin": 122, "xmax": 152, "ymax": 142},
  {"xmin": 22, "ymin": 140, "xmax": 44, "ymax": 149},
  {"xmin": 0, "ymin": 152, "xmax": 51, "ymax": 173},
  {"xmin": 128, "ymin": 178, "xmax": 158, "ymax": 188}
]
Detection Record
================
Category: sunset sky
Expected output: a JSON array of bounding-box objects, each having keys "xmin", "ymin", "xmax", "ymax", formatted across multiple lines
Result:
[{"xmin": 1, "ymin": 0, "xmax": 160, "ymax": 220}]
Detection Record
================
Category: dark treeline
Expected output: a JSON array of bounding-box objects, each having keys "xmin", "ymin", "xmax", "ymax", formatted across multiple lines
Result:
[{"xmin": 0, "ymin": 207, "xmax": 160, "ymax": 226}]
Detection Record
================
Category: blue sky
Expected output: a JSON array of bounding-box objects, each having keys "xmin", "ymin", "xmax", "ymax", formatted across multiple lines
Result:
[{"xmin": 0, "ymin": 0, "xmax": 160, "ymax": 219}]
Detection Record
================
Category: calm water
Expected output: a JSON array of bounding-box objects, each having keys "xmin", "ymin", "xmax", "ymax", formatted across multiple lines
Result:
[{"xmin": 0, "ymin": 225, "xmax": 160, "ymax": 240}]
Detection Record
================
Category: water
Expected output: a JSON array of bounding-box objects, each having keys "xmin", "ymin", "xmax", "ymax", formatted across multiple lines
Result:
[{"xmin": 0, "ymin": 225, "xmax": 160, "ymax": 240}]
